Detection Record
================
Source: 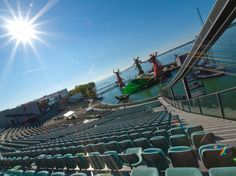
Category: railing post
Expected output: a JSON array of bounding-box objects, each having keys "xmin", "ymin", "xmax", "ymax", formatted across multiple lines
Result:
[
  {"xmin": 177, "ymin": 100, "xmax": 180, "ymax": 109},
  {"xmin": 197, "ymin": 98, "xmax": 202, "ymax": 114},
  {"xmin": 216, "ymin": 93, "xmax": 225, "ymax": 118},
  {"xmin": 188, "ymin": 100, "xmax": 191, "ymax": 112}
]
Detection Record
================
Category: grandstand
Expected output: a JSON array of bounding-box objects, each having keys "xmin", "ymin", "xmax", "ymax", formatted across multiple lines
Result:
[
  {"xmin": 0, "ymin": 0, "xmax": 236, "ymax": 176},
  {"xmin": 0, "ymin": 98, "xmax": 236, "ymax": 176}
]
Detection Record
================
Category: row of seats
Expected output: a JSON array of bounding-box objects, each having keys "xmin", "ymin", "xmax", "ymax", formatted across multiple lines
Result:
[{"xmin": 4, "ymin": 166, "xmax": 236, "ymax": 176}]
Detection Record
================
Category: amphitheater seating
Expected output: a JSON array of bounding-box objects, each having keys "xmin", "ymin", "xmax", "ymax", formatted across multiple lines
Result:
[{"xmin": 0, "ymin": 101, "xmax": 235, "ymax": 176}]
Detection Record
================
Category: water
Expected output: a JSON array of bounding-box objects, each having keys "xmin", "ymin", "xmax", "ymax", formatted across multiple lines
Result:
[
  {"xmin": 96, "ymin": 41, "xmax": 193, "ymax": 104},
  {"xmin": 96, "ymin": 20, "xmax": 236, "ymax": 105}
]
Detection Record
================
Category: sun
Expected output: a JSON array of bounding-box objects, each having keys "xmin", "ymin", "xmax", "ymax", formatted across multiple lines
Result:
[{"xmin": 6, "ymin": 18, "xmax": 37, "ymax": 43}]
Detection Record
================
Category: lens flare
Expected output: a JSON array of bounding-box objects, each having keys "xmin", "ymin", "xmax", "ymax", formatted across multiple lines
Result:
[{"xmin": 5, "ymin": 18, "xmax": 37, "ymax": 43}]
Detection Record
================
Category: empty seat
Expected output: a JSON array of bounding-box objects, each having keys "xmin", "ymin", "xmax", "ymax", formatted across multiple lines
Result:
[
  {"xmin": 168, "ymin": 146, "xmax": 199, "ymax": 167},
  {"xmin": 133, "ymin": 138, "xmax": 152, "ymax": 149},
  {"xmin": 119, "ymin": 140, "xmax": 135, "ymax": 151},
  {"xmin": 64, "ymin": 155, "xmax": 77, "ymax": 170},
  {"xmin": 51, "ymin": 172, "xmax": 65, "ymax": 176},
  {"xmin": 165, "ymin": 167, "xmax": 203, "ymax": 176},
  {"xmin": 94, "ymin": 143, "xmax": 107, "ymax": 154},
  {"xmin": 169, "ymin": 134, "xmax": 191, "ymax": 147},
  {"xmin": 24, "ymin": 170, "xmax": 35, "ymax": 176},
  {"xmin": 199, "ymin": 144, "xmax": 236, "ymax": 168},
  {"xmin": 191, "ymin": 131, "xmax": 215, "ymax": 149},
  {"xmin": 74, "ymin": 153, "xmax": 90, "ymax": 170},
  {"xmin": 208, "ymin": 167, "xmax": 236, "ymax": 176},
  {"xmin": 186, "ymin": 125, "xmax": 203, "ymax": 137},
  {"xmin": 142, "ymin": 131, "xmax": 153, "ymax": 139},
  {"xmin": 84, "ymin": 144, "xmax": 95, "ymax": 154},
  {"xmin": 154, "ymin": 130, "xmax": 169, "ymax": 139},
  {"xmin": 119, "ymin": 147, "xmax": 142, "ymax": 168},
  {"xmin": 142, "ymin": 148, "xmax": 169, "ymax": 171},
  {"xmin": 150, "ymin": 136, "xmax": 169, "ymax": 154},
  {"xmin": 70, "ymin": 173, "xmax": 87, "ymax": 176},
  {"xmin": 36, "ymin": 171, "xmax": 49, "ymax": 176},
  {"xmin": 101, "ymin": 151, "xmax": 123, "ymax": 171},
  {"xmin": 168, "ymin": 127, "xmax": 185, "ymax": 136},
  {"xmin": 87, "ymin": 152, "xmax": 105, "ymax": 170},
  {"xmin": 129, "ymin": 133, "xmax": 142, "ymax": 140},
  {"xmin": 106, "ymin": 141, "xmax": 122, "ymax": 153},
  {"xmin": 131, "ymin": 166, "xmax": 159, "ymax": 176}
]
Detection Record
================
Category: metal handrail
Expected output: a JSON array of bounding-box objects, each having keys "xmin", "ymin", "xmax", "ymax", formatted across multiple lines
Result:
[
  {"xmin": 164, "ymin": 0, "xmax": 236, "ymax": 89},
  {"xmin": 163, "ymin": 86, "xmax": 236, "ymax": 119}
]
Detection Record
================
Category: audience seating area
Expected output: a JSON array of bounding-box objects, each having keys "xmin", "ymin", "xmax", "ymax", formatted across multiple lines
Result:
[{"xmin": 0, "ymin": 100, "xmax": 236, "ymax": 176}]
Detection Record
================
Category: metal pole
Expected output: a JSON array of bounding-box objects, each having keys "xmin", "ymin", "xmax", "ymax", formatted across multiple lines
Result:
[
  {"xmin": 216, "ymin": 93, "xmax": 225, "ymax": 118},
  {"xmin": 182, "ymin": 77, "xmax": 191, "ymax": 100},
  {"xmin": 197, "ymin": 98, "xmax": 202, "ymax": 114}
]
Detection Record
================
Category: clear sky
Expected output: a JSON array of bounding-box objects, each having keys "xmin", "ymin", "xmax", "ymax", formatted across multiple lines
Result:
[{"xmin": 0, "ymin": 0, "xmax": 215, "ymax": 110}]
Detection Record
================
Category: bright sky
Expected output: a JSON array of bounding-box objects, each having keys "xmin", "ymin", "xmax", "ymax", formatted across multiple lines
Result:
[{"xmin": 0, "ymin": 0, "xmax": 215, "ymax": 110}]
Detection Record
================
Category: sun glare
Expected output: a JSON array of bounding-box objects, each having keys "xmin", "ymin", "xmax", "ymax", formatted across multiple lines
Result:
[{"xmin": 6, "ymin": 18, "xmax": 36, "ymax": 43}]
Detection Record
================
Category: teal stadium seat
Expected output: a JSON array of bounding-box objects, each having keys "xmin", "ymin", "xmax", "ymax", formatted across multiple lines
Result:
[
  {"xmin": 119, "ymin": 147, "xmax": 142, "ymax": 168},
  {"xmin": 191, "ymin": 131, "xmax": 215, "ymax": 149},
  {"xmin": 131, "ymin": 167, "xmax": 159, "ymax": 176},
  {"xmin": 142, "ymin": 148, "xmax": 169, "ymax": 171},
  {"xmin": 165, "ymin": 167, "xmax": 203, "ymax": 176},
  {"xmin": 168, "ymin": 146, "xmax": 199, "ymax": 167},
  {"xmin": 199, "ymin": 144, "xmax": 236, "ymax": 168},
  {"xmin": 208, "ymin": 167, "xmax": 236, "ymax": 176},
  {"xmin": 150, "ymin": 136, "xmax": 169, "ymax": 154},
  {"xmin": 169, "ymin": 134, "xmax": 191, "ymax": 147}
]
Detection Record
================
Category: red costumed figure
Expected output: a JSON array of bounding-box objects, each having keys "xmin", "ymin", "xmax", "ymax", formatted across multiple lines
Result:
[
  {"xmin": 148, "ymin": 52, "xmax": 163, "ymax": 80},
  {"xmin": 113, "ymin": 68, "xmax": 125, "ymax": 88}
]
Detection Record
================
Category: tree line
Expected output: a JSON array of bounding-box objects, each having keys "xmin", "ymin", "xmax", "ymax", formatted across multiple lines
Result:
[{"xmin": 69, "ymin": 82, "xmax": 97, "ymax": 97}]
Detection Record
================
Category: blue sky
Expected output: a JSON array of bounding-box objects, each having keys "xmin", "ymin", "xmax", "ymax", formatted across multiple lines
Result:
[{"xmin": 0, "ymin": 0, "xmax": 215, "ymax": 110}]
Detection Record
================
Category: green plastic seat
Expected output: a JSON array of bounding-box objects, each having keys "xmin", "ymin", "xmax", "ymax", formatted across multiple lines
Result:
[
  {"xmin": 36, "ymin": 171, "xmax": 49, "ymax": 176},
  {"xmin": 150, "ymin": 136, "xmax": 169, "ymax": 154},
  {"xmin": 51, "ymin": 172, "xmax": 65, "ymax": 176},
  {"xmin": 154, "ymin": 130, "xmax": 169, "ymax": 139},
  {"xmin": 74, "ymin": 153, "xmax": 89, "ymax": 170},
  {"xmin": 133, "ymin": 138, "xmax": 152, "ymax": 149},
  {"xmin": 87, "ymin": 152, "xmax": 105, "ymax": 170},
  {"xmin": 168, "ymin": 127, "xmax": 186, "ymax": 136},
  {"xmin": 24, "ymin": 170, "xmax": 35, "ymax": 176},
  {"xmin": 14, "ymin": 170, "xmax": 24, "ymax": 176},
  {"xmin": 186, "ymin": 125, "xmax": 203, "ymax": 137},
  {"xmin": 165, "ymin": 167, "xmax": 203, "ymax": 176},
  {"xmin": 94, "ymin": 143, "xmax": 107, "ymax": 154},
  {"xmin": 101, "ymin": 151, "xmax": 123, "ymax": 170},
  {"xmin": 131, "ymin": 166, "xmax": 159, "ymax": 176},
  {"xmin": 119, "ymin": 140, "xmax": 135, "ymax": 151},
  {"xmin": 209, "ymin": 167, "xmax": 236, "ymax": 176},
  {"xmin": 199, "ymin": 144, "xmax": 236, "ymax": 168},
  {"xmin": 106, "ymin": 141, "xmax": 122, "ymax": 153},
  {"xmin": 168, "ymin": 146, "xmax": 199, "ymax": 167},
  {"xmin": 169, "ymin": 134, "xmax": 191, "ymax": 147},
  {"xmin": 142, "ymin": 148, "xmax": 169, "ymax": 171},
  {"xmin": 119, "ymin": 147, "xmax": 142, "ymax": 168},
  {"xmin": 142, "ymin": 131, "xmax": 154, "ymax": 139},
  {"xmin": 70, "ymin": 173, "xmax": 87, "ymax": 176},
  {"xmin": 191, "ymin": 131, "xmax": 215, "ymax": 149}
]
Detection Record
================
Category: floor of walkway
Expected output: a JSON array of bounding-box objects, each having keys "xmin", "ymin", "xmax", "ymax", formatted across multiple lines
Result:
[{"xmin": 159, "ymin": 97, "xmax": 236, "ymax": 147}]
